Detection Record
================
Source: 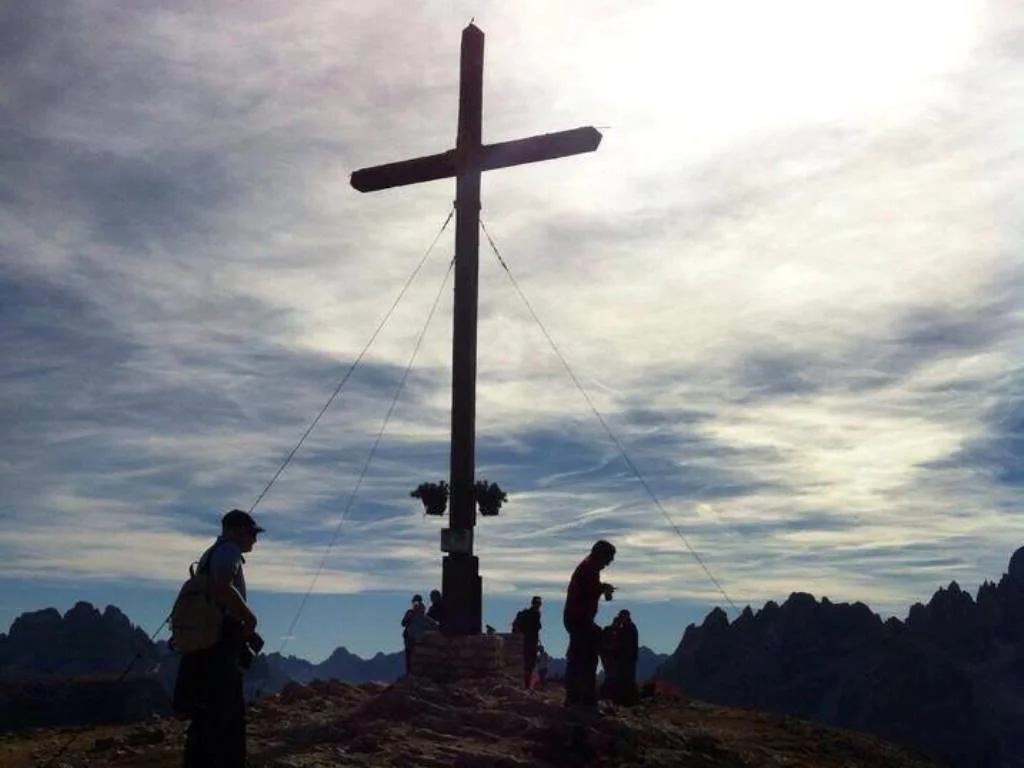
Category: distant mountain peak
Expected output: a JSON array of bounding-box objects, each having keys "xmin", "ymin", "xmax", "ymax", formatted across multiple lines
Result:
[
  {"xmin": 1009, "ymin": 545, "xmax": 1024, "ymax": 583},
  {"xmin": 656, "ymin": 548, "xmax": 1024, "ymax": 767},
  {"xmin": 1, "ymin": 600, "xmax": 158, "ymax": 678}
]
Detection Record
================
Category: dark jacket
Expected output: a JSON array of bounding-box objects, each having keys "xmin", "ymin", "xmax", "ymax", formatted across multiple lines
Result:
[
  {"xmin": 564, "ymin": 555, "xmax": 604, "ymax": 629},
  {"xmin": 426, "ymin": 600, "xmax": 446, "ymax": 626},
  {"xmin": 618, "ymin": 620, "xmax": 639, "ymax": 663},
  {"xmin": 515, "ymin": 606, "xmax": 542, "ymax": 641}
]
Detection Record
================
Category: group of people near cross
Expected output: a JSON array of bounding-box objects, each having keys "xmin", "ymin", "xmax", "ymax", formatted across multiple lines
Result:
[
  {"xmin": 171, "ymin": 510, "xmax": 639, "ymax": 767},
  {"xmin": 399, "ymin": 589, "xmax": 445, "ymax": 674},
  {"xmin": 398, "ymin": 539, "xmax": 640, "ymax": 712}
]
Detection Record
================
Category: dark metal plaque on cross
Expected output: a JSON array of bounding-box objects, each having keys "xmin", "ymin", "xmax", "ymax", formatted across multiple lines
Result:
[{"xmin": 350, "ymin": 23, "xmax": 601, "ymax": 636}]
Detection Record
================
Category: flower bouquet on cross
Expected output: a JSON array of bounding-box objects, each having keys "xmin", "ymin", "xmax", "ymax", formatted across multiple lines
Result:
[
  {"xmin": 474, "ymin": 479, "xmax": 507, "ymax": 517},
  {"xmin": 411, "ymin": 480, "xmax": 449, "ymax": 516}
]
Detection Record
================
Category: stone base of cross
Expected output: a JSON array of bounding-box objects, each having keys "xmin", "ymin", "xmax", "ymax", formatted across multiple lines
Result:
[{"xmin": 353, "ymin": 23, "xmax": 601, "ymax": 636}]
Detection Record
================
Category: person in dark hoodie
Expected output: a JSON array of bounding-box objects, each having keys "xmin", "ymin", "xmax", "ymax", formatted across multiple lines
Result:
[
  {"xmin": 562, "ymin": 539, "xmax": 616, "ymax": 713},
  {"xmin": 610, "ymin": 609, "xmax": 639, "ymax": 705}
]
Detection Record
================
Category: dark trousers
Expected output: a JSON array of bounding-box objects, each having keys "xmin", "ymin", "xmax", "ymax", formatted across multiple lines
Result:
[
  {"xmin": 611, "ymin": 656, "xmax": 638, "ymax": 706},
  {"xmin": 523, "ymin": 639, "xmax": 539, "ymax": 689},
  {"xmin": 563, "ymin": 622, "xmax": 601, "ymax": 706},
  {"xmin": 174, "ymin": 638, "xmax": 247, "ymax": 768}
]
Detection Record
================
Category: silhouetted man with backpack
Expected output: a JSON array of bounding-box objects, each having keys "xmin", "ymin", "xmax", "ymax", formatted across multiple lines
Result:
[
  {"xmin": 512, "ymin": 595, "xmax": 543, "ymax": 688},
  {"xmin": 172, "ymin": 509, "xmax": 263, "ymax": 768}
]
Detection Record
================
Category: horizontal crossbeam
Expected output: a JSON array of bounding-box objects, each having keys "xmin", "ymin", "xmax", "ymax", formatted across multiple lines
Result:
[
  {"xmin": 480, "ymin": 126, "xmax": 603, "ymax": 173},
  {"xmin": 350, "ymin": 151, "xmax": 456, "ymax": 193},
  {"xmin": 350, "ymin": 126, "xmax": 603, "ymax": 193}
]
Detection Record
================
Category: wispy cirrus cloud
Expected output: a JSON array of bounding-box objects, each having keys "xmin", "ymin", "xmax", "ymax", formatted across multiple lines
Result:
[{"xmin": 2, "ymin": 0, "xmax": 1023, "ymax": 660}]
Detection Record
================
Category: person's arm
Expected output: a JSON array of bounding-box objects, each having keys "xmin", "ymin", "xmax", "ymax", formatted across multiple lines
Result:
[
  {"xmin": 210, "ymin": 567, "xmax": 256, "ymax": 635},
  {"xmin": 564, "ymin": 568, "xmax": 584, "ymax": 622}
]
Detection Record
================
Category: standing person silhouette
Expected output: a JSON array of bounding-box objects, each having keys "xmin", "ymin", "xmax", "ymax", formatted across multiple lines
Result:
[
  {"xmin": 512, "ymin": 595, "xmax": 543, "ymax": 688},
  {"xmin": 401, "ymin": 595, "xmax": 424, "ymax": 675},
  {"xmin": 562, "ymin": 540, "xmax": 616, "ymax": 714},
  {"xmin": 173, "ymin": 509, "xmax": 264, "ymax": 768}
]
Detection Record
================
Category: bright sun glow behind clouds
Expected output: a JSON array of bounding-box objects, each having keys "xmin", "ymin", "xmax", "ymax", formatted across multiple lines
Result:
[{"xmin": 568, "ymin": 0, "xmax": 982, "ymax": 134}]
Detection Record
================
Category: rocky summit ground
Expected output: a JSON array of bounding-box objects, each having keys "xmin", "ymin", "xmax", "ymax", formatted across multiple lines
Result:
[{"xmin": 3, "ymin": 677, "xmax": 937, "ymax": 768}]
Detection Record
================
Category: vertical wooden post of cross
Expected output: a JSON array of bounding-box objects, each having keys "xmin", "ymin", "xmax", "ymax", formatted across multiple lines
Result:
[{"xmin": 351, "ymin": 24, "xmax": 602, "ymax": 635}]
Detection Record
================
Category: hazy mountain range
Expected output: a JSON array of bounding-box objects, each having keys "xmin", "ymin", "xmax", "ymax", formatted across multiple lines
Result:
[
  {"xmin": 3, "ymin": 547, "xmax": 1023, "ymax": 767},
  {"xmin": 0, "ymin": 601, "xmax": 667, "ymax": 724}
]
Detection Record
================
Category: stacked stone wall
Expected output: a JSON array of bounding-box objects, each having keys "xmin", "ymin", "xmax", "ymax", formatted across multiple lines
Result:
[{"xmin": 410, "ymin": 632, "xmax": 524, "ymax": 684}]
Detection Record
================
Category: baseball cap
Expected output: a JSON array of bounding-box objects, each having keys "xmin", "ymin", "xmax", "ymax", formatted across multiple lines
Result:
[{"xmin": 221, "ymin": 509, "xmax": 266, "ymax": 534}]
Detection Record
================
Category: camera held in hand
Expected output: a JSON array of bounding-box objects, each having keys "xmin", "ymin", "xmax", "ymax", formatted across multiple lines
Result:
[
  {"xmin": 248, "ymin": 631, "xmax": 265, "ymax": 654},
  {"xmin": 238, "ymin": 631, "xmax": 265, "ymax": 671}
]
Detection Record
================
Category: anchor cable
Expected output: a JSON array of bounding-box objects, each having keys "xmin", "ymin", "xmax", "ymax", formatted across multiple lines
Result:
[
  {"xmin": 249, "ymin": 206, "xmax": 455, "ymax": 514},
  {"xmin": 480, "ymin": 216, "xmax": 740, "ymax": 617},
  {"xmin": 39, "ymin": 618, "xmax": 169, "ymax": 768},
  {"xmin": 278, "ymin": 254, "xmax": 456, "ymax": 654},
  {"xmin": 39, "ymin": 210, "xmax": 456, "ymax": 768}
]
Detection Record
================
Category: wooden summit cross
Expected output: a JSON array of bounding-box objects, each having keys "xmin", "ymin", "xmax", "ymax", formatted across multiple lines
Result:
[{"xmin": 350, "ymin": 23, "xmax": 602, "ymax": 637}]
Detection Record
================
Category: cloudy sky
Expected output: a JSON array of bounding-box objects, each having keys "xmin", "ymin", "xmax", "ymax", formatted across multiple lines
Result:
[{"xmin": 2, "ymin": 0, "xmax": 1022, "ymax": 664}]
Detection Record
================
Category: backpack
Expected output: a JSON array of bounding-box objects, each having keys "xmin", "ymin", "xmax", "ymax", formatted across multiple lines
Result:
[
  {"xmin": 512, "ymin": 609, "xmax": 528, "ymax": 634},
  {"xmin": 168, "ymin": 543, "xmax": 227, "ymax": 653}
]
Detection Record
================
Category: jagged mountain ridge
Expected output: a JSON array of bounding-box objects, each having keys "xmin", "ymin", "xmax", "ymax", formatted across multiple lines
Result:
[
  {"xmin": 263, "ymin": 647, "xmax": 405, "ymax": 685},
  {"xmin": 0, "ymin": 600, "xmax": 667, "ymax": 690},
  {"xmin": 0, "ymin": 602, "xmax": 159, "ymax": 679},
  {"xmin": 0, "ymin": 601, "xmax": 409, "ymax": 688},
  {"xmin": 656, "ymin": 547, "xmax": 1024, "ymax": 768},
  {"xmin": 265, "ymin": 644, "xmax": 667, "ymax": 685},
  {"xmin": 0, "ymin": 599, "xmax": 669, "ymax": 733}
]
